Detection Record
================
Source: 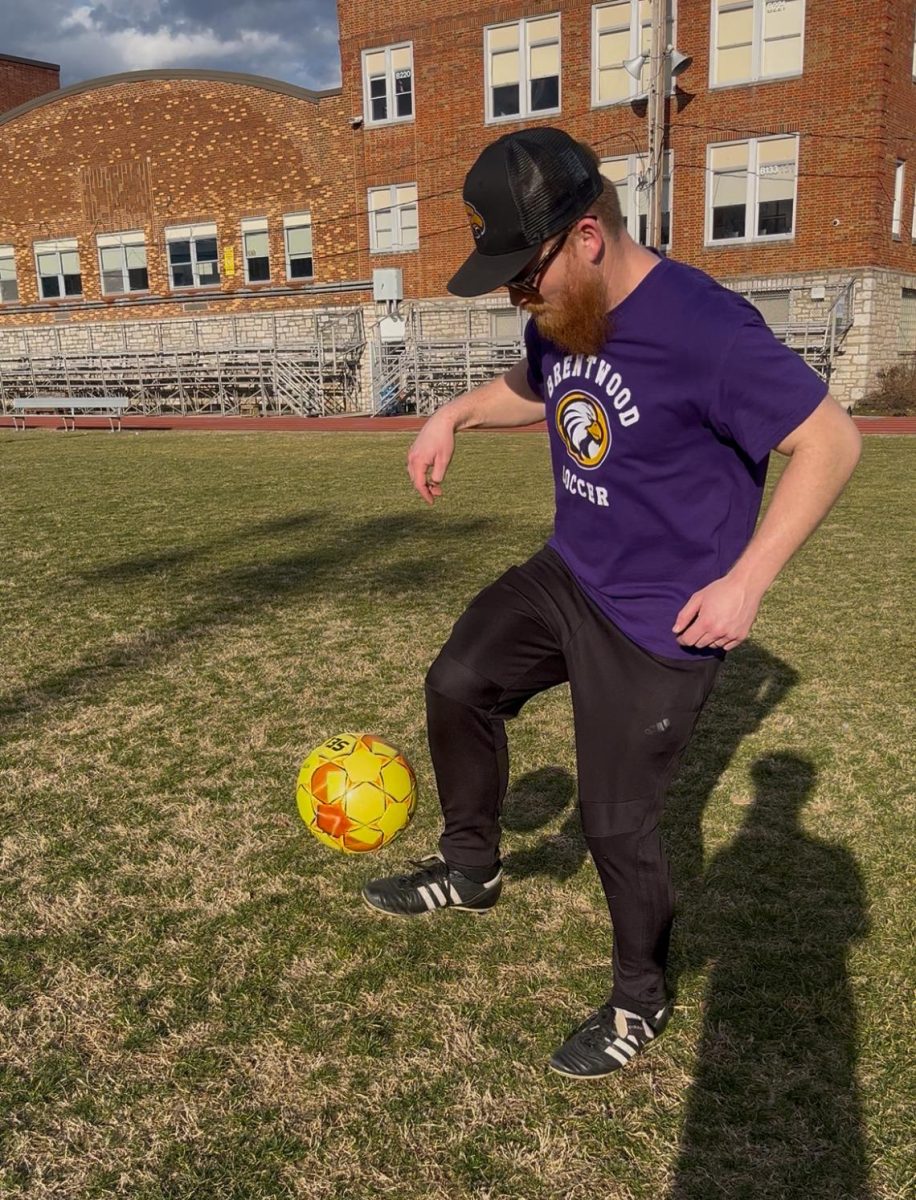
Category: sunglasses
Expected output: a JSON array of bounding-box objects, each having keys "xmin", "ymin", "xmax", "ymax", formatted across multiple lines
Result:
[
  {"xmin": 506, "ymin": 230, "xmax": 570, "ymax": 299},
  {"xmin": 505, "ymin": 215, "xmax": 595, "ymax": 299}
]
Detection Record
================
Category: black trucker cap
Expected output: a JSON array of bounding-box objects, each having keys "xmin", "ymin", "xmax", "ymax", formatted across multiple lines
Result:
[{"xmin": 447, "ymin": 126, "xmax": 604, "ymax": 298}]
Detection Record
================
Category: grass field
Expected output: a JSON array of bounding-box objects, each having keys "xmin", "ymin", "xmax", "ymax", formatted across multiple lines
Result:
[{"xmin": 0, "ymin": 429, "xmax": 913, "ymax": 1200}]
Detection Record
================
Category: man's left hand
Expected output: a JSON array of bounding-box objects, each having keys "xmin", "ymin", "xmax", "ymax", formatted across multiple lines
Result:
[{"xmin": 673, "ymin": 574, "xmax": 763, "ymax": 651}]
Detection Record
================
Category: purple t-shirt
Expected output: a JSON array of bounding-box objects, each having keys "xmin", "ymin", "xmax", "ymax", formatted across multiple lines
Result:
[{"xmin": 525, "ymin": 255, "xmax": 827, "ymax": 660}]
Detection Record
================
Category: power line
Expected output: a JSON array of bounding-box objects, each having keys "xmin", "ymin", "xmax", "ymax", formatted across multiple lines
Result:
[
  {"xmin": 3, "ymin": 154, "xmax": 899, "ymax": 282},
  {"xmin": 1, "ymin": 95, "xmax": 908, "ymax": 279}
]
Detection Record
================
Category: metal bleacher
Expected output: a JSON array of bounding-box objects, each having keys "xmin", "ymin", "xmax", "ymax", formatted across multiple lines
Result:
[
  {"xmin": 371, "ymin": 304, "xmax": 526, "ymax": 415},
  {"xmin": 734, "ymin": 277, "xmax": 857, "ymax": 385},
  {"xmin": 369, "ymin": 278, "xmax": 859, "ymax": 415},
  {"xmin": 0, "ymin": 310, "xmax": 366, "ymax": 416},
  {"xmin": 1, "ymin": 279, "xmax": 859, "ymax": 421}
]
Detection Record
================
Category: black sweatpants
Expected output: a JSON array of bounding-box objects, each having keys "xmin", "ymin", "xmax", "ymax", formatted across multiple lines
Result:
[{"xmin": 425, "ymin": 546, "xmax": 720, "ymax": 1019}]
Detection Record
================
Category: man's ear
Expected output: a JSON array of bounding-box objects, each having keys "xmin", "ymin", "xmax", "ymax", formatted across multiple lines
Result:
[{"xmin": 576, "ymin": 218, "xmax": 606, "ymax": 265}]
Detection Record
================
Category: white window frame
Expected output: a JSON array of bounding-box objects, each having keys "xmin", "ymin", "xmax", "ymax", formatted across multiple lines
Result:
[
  {"xmin": 362, "ymin": 43, "xmax": 414, "ymax": 127},
  {"xmin": 892, "ymin": 161, "xmax": 905, "ymax": 239},
  {"xmin": 283, "ymin": 213, "xmax": 314, "ymax": 280},
  {"xmin": 368, "ymin": 185, "xmax": 419, "ymax": 254},
  {"xmin": 96, "ymin": 230, "xmax": 149, "ymax": 296},
  {"xmin": 591, "ymin": 2, "xmax": 677, "ymax": 107},
  {"xmin": 485, "ymin": 15, "xmax": 562, "ymax": 124},
  {"xmin": 600, "ymin": 152, "xmax": 673, "ymax": 248},
  {"xmin": 240, "ymin": 217, "xmax": 270, "ymax": 284},
  {"xmin": 0, "ymin": 245, "xmax": 18, "ymax": 303},
  {"xmin": 165, "ymin": 223, "xmax": 220, "ymax": 291},
  {"xmin": 710, "ymin": 0, "xmax": 806, "ymax": 89},
  {"xmin": 705, "ymin": 135, "xmax": 799, "ymax": 246},
  {"xmin": 34, "ymin": 237, "xmax": 82, "ymax": 299}
]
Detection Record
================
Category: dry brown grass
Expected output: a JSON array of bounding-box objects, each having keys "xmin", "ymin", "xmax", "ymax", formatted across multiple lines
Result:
[{"xmin": 0, "ymin": 431, "xmax": 912, "ymax": 1199}]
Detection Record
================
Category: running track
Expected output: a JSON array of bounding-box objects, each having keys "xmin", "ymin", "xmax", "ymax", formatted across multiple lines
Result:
[{"xmin": 1, "ymin": 414, "xmax": 914, "ymax": 435}]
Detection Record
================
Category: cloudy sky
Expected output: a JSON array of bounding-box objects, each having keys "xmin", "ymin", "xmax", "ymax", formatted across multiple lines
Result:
[{"xmin": 1, "ymin": 0, "xmax": 343, "ymax": 90}]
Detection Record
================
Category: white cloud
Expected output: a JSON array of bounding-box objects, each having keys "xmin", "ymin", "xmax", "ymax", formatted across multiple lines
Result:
[
  {"xmin": 4, "ymin": 0, "xmax": 341, "ymax": 90},
  {"xmin": 102, "ymin": 26, "xmax": 284, "ymax": 70},
  {"xmin": 57, "ymin": 9, "xmax": 283, "ymax": 71},
  {"xmin": 60, "ymin": 6, "xmax": 95, "ymax": 34}
]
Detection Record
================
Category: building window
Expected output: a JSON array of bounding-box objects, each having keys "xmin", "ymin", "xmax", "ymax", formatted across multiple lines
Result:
[
  {"xmin": 892, "ymin": 161, "xmax": 905, "ymax": 239},
  {"xmin": 241, "ymin": 218, "xmax": 270, "ymax": 282},
  {"xmin": 363, "ymin": 44, "xmax": 414, "ymax": 125},
  {"xmin": 34, "ymin": 238, "xmax": 82, "ymax": 299},
  {"xmin": 283, "ymin": 213, "xmax": 313, "ymax": 279},
  {"xmin": 0, "ymin": 246, "xmax": 18, "ymax": 302},
  {"xmin": 368, "ymin": 185, "xmax": 419, "ymax": 253},
  {"xmin": 707, "ymin": 136, "xmax": 798, "ymax": 244},
  {"xmin": 592, "ymin": 2, "xmax": 675, "ymax": 105},
  {"xmin": 900, "ymin": 289, "xmax": 916, "ymax": 355},
  {"xmin": 485, "ymin": 15, "xmax": 560, "ymax": 122},
  {"xmin": 748, "ymin": 289, "xmax": 791, "ymax": 329},
  {"xmin": 711, "ymin": 0, "xmax": 804, "ymax": 88},
  {"xmin": 600, "ymin": 153, "xmax": 672, "ymax": 248},
  {"xmin": 97, "ymin": 231, "xmax": 148, "ymax": 295},
  {"xmin": 490, "ymin": 309, "xmax": 521, "ymax": 341},
  {"xmin": 165, "ymin": 223, "xmax": 220, "ymax": 289}
]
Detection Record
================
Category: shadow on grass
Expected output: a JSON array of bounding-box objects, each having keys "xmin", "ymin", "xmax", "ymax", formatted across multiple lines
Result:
[
  {"xmin": 83, "ymin": 510, "xmax": 481, "ymax": 585},
  {"xmin": 665, "ymin": 640, "xmax": 800, "ymax": 887},
  {"xmin": 501, "ymin": 766, "xmax": 581, "ymax": 881},
  {"xmin": 669, "ymin": 753, "xmax": 871, "ymax": 1200},
  {"xmin": 501, "ymin": 639, "xmax": 799, "ymax": 887},
  {"xmin": 0, "ymin": 512, "xmax": 496, "ymax": 731},
  {"xmin": 494, "ymin": 648, "xmax": 870, "ymax": 1196},
  {"xmin": 79, "ymin": 510, "xmax": 323, "ymax": 582}
]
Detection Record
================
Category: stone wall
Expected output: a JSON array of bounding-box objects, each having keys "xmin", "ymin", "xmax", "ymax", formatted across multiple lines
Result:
[
  {"xmin": 0, "ymin": 306, "xmax": 364, "ymax": 358},
  {"xmin": 4, "ymin": 269, "xmax": 913, "ymax": 412},
  {"xmin": 723, "ymin": 267, "xmax": 916, "ymax": 406}
]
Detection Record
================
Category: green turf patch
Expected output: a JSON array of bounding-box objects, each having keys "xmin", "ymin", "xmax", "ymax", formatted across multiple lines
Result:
[{"xmin": 0, "ymin": 430, "xmax": 912, "ymax": 1199}]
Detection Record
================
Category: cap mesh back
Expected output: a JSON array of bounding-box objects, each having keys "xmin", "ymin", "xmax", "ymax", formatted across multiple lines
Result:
[{"xmin": 508, "ymin": 130, "xmax": 601, "ymax": 244}]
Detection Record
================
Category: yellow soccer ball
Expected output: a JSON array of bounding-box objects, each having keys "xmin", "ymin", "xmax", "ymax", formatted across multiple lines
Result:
[{"xmin": 296, "ymin": 732, "xmax": 417, "ymax": 854}]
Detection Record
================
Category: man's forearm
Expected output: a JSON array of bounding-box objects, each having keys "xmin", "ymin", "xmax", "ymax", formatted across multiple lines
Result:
[
  {"xmin": 728, "ymin": 433, "xmax": 861, "ymax": 596},
  {"xmin": 440, "ymin": 360, "xmax": 546, "ymax": 430}
]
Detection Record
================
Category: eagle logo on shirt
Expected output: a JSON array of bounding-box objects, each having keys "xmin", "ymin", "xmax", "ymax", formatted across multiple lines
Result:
[{"xmin": 556, "ymin": 393, "xmax": 611, "ymax": 469}]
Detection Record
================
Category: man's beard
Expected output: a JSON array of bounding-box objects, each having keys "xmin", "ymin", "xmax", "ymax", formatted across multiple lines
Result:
[{"xmin": 529, "ymin": 264, "xmax": 611, "ymax": 356}]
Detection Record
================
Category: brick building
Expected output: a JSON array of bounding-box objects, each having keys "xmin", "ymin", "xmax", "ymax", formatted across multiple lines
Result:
[
  {"xmin": 0, "ymin": 51, "xmax": 59, "ymax": 114},
  {"xmin": 0, "ymin": 68, "xmax": 363, "ymax": 312},
  {"xmin": 0, "ymin": 2, "xmax": 914, "ymax": 409},
  {"xmin": 337, "ymin": 0, "xmax": 916, "ymax": 404}
]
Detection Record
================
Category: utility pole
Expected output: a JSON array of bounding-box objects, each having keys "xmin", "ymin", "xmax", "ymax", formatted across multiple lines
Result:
[{"xmin": 645, "ymin": 0, "xmax": 667, "ymax": 249}]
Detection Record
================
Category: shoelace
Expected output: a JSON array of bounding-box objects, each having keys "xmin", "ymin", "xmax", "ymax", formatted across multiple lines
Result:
[
  {"xmin": 577, "ymin": 1003, "xmax": 648, "ymax": 1051},
  {"xmin": 397, "ymin": 856, "xmax": 449, "ymax": 890},
  {"xmin": 576, "ymin": 1002, "xmax": 619, "ymax": 1047}
]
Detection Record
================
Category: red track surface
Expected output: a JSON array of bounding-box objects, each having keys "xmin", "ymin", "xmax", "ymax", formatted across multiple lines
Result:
[{"xmin": 1, "ymin": 414, "xmax": 914, "ymax": 434}]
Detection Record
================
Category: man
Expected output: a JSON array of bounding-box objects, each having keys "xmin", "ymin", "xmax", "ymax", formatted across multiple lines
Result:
[{"xmin": 361, "ymin": 127, "xmax": 861, "ymax": 1080}]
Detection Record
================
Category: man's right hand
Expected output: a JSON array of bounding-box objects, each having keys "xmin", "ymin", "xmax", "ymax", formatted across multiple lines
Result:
[
  {"xmin": 405, "ymin": 361, "xmax": 544, "ymax": 505},
  {"xmin": 407, "ymin": 409, "xmax": 457, "ymax": 505}
]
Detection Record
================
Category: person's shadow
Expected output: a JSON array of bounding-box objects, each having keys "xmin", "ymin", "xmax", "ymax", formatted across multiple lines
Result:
[
  {"xmin": 669, "ymin": 753, "xmax": 871, "ymax": 1199},
  {"xmin": 501, "ymin": 640, "xmax": 800, "ymax": 891},
  {"xmin": 500, "ymin": 766, "xmax": 581, "ymax": 880},
  {"xmin": 486, "ymin": 645, "xmax": 871, "ymax": 1197}
]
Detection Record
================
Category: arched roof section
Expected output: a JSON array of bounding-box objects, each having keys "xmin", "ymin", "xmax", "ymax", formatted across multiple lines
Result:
[{"xmin": 0, "ymin": 69, "xmax": 340, "ymax": 128}]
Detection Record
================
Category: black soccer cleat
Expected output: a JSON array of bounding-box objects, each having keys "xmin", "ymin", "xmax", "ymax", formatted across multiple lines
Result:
[
  {"xmin": 548, "ymin": 1000, "xmax": 672, "ymax": 1079},
  {"xmin": 361, "ymin": 852, "xmax": 502, "ymax": 918}
]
